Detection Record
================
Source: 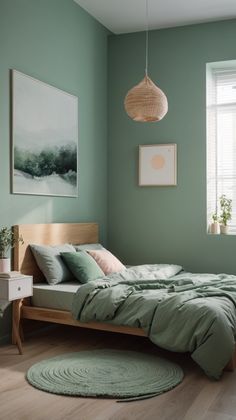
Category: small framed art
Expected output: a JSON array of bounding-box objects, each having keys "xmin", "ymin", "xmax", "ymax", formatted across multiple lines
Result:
[{"xmin": 139, "ymin": 144, "xmax": 177, "ymax": 186}]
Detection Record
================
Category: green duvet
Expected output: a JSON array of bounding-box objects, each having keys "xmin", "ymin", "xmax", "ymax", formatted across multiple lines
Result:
[{"xmin": 72, "ymin": 264, "xmax": 236, "ymax": 379}]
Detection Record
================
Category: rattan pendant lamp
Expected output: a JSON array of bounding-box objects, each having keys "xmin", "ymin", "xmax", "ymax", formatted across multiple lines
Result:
[{"xmin": 124, "ymin": 0, "xmax": 168, "ymax": 122}]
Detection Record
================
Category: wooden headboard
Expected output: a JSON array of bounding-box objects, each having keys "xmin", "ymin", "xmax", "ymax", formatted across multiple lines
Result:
[{"xmin": 13, "ymin": 223, "xmax": 99, "ymax": 282}]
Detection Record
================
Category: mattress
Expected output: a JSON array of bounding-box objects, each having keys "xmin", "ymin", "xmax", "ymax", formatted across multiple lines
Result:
[{"xmin": 32, "ymin": 282, "xmax": 81, "ymax": 311}]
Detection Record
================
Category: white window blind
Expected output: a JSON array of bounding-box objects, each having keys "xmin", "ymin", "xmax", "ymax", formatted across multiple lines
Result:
[{"xmin": 207, "ymin": 61, "xmax": 236, "ymax": 233}]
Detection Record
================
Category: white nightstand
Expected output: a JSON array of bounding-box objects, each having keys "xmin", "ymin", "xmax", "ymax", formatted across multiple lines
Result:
[{"xmin": 0, "ymin": 275, "xmax": 33, "ymax": 354}]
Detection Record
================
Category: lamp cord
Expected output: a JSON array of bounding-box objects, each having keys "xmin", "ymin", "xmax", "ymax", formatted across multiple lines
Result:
[{"xmin": 145, "ymin": 0, "xmax": 149, "ymax": 76}]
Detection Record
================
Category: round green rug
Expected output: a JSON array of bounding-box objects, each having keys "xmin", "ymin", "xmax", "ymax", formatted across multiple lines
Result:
[{"xmin": 26, "ymin": 350, "xmax": 184, "ymax": 401}]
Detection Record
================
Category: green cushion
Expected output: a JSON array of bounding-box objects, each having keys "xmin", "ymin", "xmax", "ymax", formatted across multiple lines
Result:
[
  {"xmin": 60, "ymin": 251, "xmax": 104, "ymax": 284},
  {"xmin": 30, "ymin": 244, "xmax": 76, "ymax": 285}
]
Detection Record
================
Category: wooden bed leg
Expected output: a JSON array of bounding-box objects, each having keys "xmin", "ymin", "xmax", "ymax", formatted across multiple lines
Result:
[
  {"xmin": 224, "ymin": 346, "xmax": 236, "ymax": 372},
  {"xmin": 12, "ymin": 299, "xmax": 23, "ymax": 354},
  {"xmin": 19, "ymin": 324, "xmax": 24, "ymax": 342}
]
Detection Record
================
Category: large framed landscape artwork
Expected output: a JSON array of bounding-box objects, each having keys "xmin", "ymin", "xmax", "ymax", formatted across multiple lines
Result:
[{"xmin": 11, "ymin": 70, "xmax": 78, "ymax": 197}]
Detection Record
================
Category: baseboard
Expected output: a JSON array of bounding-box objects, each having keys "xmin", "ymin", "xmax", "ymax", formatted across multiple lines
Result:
[
  {"xmin": 0, "ymin": 323, "xmax": 56, "ymax": 347},
  {"xmin": 0, "ymin": 333, "xmax": 11, "ymax": 345},
  {"xmin": 25, "ymin": 323, "xmax": 56, "ymax": 338}
]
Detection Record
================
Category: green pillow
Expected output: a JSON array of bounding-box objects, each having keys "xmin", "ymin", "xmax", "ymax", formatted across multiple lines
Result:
[
  {"xmin": 30, "ymin": 243, "xmax": 76, "ymax": 285},
  {"xmin": 60, "ymin": 251, "xmax": 104, "ymax": 283}
]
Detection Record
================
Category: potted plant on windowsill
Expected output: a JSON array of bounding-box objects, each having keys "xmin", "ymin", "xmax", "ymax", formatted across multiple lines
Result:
[
  {"xmin": 0, "ymin": 227, "xmax": 24, "ymax": 272},
  {"xmin": 219, "ymin": 195, "xmax": 232, "ymax": 235},
  {"xmin": 210, "ymin": 213, "xmax": 219, "ymax": 234}
]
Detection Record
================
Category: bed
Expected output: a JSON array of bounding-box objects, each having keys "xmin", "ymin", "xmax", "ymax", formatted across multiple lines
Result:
[
  {"xmin": 12, "ymin": 222, "xmax": 236, "ymax": 378},
  {"xmin": 12, "ymin": 223, "xmax": 147, "ymax": 339}
]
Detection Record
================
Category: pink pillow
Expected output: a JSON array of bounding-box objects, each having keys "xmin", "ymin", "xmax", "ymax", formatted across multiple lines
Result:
[{"xmin": 87, "ymin": 250, "xmax": 125, "ymax": 275}]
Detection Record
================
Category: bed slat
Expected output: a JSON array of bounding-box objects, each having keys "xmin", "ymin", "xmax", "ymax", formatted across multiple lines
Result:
[{"xmin": 21, "ymin": 305, "xmax": 147, "ymax": 337}]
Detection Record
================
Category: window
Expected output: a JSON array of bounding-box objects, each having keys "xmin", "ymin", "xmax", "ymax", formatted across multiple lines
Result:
[{"xmin": 207, "ymin": 60, "xmax": 236, "ymax": 233}]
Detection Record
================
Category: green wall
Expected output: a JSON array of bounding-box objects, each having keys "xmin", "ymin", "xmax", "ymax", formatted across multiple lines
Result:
[
  {"xmin": 108, "ymin": 19, "xmax": 236, "ymax": 274},
  {"xmin": 1, "ymin": 2, "xmax": 236, "ymax": 342},
  {"xmin": 0, "ymin": 0, "xmax": 108, "ymax": 340}
]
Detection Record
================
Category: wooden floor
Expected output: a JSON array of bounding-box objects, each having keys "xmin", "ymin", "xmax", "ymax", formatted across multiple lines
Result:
[{"xmin": 1, "ymin": 326, "xmax": 236, "ymax": 420}]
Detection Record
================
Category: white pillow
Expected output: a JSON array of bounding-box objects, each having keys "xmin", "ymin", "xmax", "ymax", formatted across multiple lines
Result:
[{"xmin": 73, "ymin": 243, "xmax": 106, "ymax": 252}]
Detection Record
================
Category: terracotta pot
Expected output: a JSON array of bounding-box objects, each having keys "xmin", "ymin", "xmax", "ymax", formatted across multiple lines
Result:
[
  {"xmin": 0, "ymin": 258, "xmax": 11, "ymax": 273},
  {"xmin": 210, "ymin": 222, "xmax": 219, "ymax": 234},
  {"xmin": 220, "ymin": 225, "xmax": 229, "ymax": 235}
]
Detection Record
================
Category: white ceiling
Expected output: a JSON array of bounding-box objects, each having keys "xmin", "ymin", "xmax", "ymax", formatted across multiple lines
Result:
[{"xmin": 74, "ymin": 0, "xmax": 236, "ymax": 34}]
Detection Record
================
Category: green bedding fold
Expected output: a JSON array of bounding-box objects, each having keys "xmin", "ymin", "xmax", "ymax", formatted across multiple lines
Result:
[{"xmin": 72, "ymin": 265, "xmax": 236, "ymax": 379}]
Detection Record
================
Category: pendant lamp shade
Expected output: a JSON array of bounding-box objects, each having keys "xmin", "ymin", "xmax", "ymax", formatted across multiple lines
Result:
[
  {"xmin": 124, "ymin": 0, "xmax": 168, "ymax": 123},
  {"xmin": 124, "ymin": 75, "xmax": 168, "ymax": 122}
]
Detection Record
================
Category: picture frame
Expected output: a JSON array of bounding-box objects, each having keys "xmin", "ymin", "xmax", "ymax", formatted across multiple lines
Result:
[
  {"xmin": 139, "ymin": 144, "xmax": 177, "ymax": 186},
  {"xmin": 11, "ymin": 70, "xmax": 78, "ymax": 197}
]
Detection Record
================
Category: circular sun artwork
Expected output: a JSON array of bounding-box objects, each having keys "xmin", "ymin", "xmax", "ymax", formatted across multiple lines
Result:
[{"xmin": 151, "ymin": 154, "xmax": 166, "ymax": 170}]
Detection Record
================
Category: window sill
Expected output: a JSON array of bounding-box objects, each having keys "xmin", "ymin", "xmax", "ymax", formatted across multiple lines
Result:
[{"xmin": 207, "ymin": 232, "xmax": 236, "ymax": 236}]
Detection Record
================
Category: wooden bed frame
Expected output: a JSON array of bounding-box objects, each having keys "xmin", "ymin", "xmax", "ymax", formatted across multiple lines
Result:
[
  {"xmin": 12, "ymin": 222, "xmax": 236, "ymax": 371},
  {"xmin": 12, "ymin": 223, "xmax": 147, "ymax": 353}
]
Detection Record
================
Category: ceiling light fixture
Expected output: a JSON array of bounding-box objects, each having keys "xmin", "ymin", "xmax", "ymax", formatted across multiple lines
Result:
[{"xmin": 124, "ymin": 0, "xmax": 168, "ymax": 122}]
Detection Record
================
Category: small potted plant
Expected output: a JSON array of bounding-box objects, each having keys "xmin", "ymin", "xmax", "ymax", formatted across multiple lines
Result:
[
  {"xmin": 0, "ymin": 227, "xmax": 24, "ymax": 272},
  {"xmin": 219, "ymin": 195, "xmax": 232, "ymax": 234},
  {"xmin": 210, "ymin": 213, "xmax": 219, "ymax": 234}
]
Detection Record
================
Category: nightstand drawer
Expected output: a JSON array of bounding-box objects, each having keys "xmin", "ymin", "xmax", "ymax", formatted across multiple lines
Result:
[
  {"xmin": 8, "ymin": 277, "xmax": 32, "ymax": 300},
  {"xmin": 0, "ymin": 276, "xmax": 33, "ymax": 301}
]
